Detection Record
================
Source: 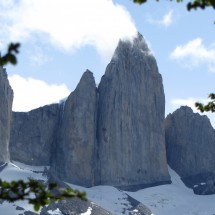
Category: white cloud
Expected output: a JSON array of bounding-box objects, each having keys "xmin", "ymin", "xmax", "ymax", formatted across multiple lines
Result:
[
  {"xmin": 0, "ymin": 0, "xmax": 137, "ymax": 58},
  {"xmin": 170, "ymin": 97, "xmax": 202, "ymax": 111},
  {"xmin": 148, "ymin": 10, "xmax": 173, "ymax": 27},
  {"xmin": 170, "ymin": 38, "xmax": 215, "ymax": 71},
  {"xmin": 9, "ymin": 75, "xmax": 70, "ymax": 112},
  {"xmin": 169, "ymin": 97, "xmax": 215, "ymax": 128}
]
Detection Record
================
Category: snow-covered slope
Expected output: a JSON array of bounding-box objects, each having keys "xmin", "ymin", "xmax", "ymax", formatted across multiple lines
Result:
[
  {"xmin": 0, "ymin": 163, "xmax": 215, "ymax": 215},
  {"xmin": 68, "ymin": 167, "xmax": 215, "ymax": 215},
  {"xmin": 126, "ymin": 167, "xmax": 215, "ymax": 215},
  {"xmin": 68, "ymin": 184, "xmax": 150, "ymax": 215},
  {"xmin": 0, "ymin": 162, "xmax": 48, "ymax": 215}
]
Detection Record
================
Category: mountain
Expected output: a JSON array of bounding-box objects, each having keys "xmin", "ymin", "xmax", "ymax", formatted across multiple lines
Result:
[
  {"xmin": 1, "ymin": 32, "xmax": 215, "ymax": 214},
  {"xmin": 165, "ymin": 106, "xmax": 215, "ymax": 194},
  {"xmin": 9, "ymin": 33, "xmax": 170, "ymax": 189}
]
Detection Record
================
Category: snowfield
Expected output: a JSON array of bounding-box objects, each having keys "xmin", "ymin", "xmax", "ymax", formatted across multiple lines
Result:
[
  {"xmin": 0, "ymin": 162, "xmax": 47, "ymax": 215},
  {"xmin": 0, "ymin": 162, "xmax": 215, "ymax": 215},
  {"xmin": 126, "ymin": 168, "xmax": 215, "ymax": 215}
]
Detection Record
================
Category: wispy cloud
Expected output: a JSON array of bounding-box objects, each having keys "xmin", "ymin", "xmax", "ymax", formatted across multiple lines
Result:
[
  {"xmin": 9, "ymin": 75, "xmax": 70, "ymax": 112},
  {"xmin": 169, "ymin": 97, "xmax": 215, "ymax": 128},
  {"xmin": 170, "ymin": 38, "xmax": 215, "ymax": 71},
  {"xmin": 170, "ymin": 97, "xmax": 203, "ymax": 111},
  {"xmin": 28, "ymin": 45, "xmax": 52, "ymax": 66},
  {"xmin": 28, "ymin": 46, "xmax": 51, "ymax": 66},
  {"xmin": 148, "ymin": 10, "xmax": 173, "ymax": 27},
  {"xmin": 0, "ymin": 0, "xmax": 137, "ymax": 59}
]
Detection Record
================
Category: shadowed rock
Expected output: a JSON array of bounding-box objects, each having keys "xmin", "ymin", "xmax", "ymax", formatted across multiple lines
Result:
[
  {"xmin": 165, "ymin": 106, "xmax": 215, "ymax": 192},
  {"xmin": 10, "ymin": 104, "xmax": 60, "ymax": 165},
  {"xmin": 51, "ymin": 70, "xmax": 97, "ymax": 187},
  {"xmin": 0, "ymin": 66, "xmax": 13, "ymax": 162}
]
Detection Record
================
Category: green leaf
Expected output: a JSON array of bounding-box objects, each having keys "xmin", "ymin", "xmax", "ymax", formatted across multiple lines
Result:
[{"xmin": 34, "ymin": 204, "xmax": 40, "ymax": 212}]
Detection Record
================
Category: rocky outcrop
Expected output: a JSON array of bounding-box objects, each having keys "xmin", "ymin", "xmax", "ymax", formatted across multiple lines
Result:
[
  {"xmin": 96, "ymin": 33, "xmax": 170, "ymax": 188},
  {"xmin": 9, "ymin": 34, "xmax": 170, "ymax": 189},
  {"xmin": 40, "ymin": 198, "xmax": 113, "ymax": 215},
  {"xmin": 193, "ymin": 179, "xmax": 215, "ymax": 195},
  {"xmin": 165, "ymin": 106, "xmax": 215, "ymax": 191},
  {"xmin": 0, "ymin": 66, "xmax": 13, "ymax": 162},
  {"xmin": 51, "ymin": 70, "xmax": 97, "ymax": 187},
  {"xmin": 9, "ymin": 104, "xmax": 60, "ymax": 165}
]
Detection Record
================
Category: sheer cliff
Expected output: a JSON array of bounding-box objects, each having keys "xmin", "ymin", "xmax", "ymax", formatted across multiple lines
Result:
[
  {"xmin": 9, "ymin": 33, "xmax": 171, "ymax": 188},
  {"xmin": 0, "ymin": 66, "xmax": 13, "ymax": 163}
]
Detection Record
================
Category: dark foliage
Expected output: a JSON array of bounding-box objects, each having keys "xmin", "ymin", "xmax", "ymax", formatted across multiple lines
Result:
[
  {"xmin": 195, "ymin": 94, "xmax": 215, "ymax": 113},
  {"xmin": 0, "ymin": 179, "xmax": 86, "ymax": 211},
  {"xmin": 132, "ymin": 0, "xmax": 215, "ymax": 10},
  {"xmin": 0, "ymin": 43, "xmax": 20, "ymax": 66}
]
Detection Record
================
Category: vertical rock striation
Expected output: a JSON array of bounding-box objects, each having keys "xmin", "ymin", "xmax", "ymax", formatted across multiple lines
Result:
[
  {"xmin": 96, "ymin": 33, "xmax": 170, "ymax": 188},
  {"xmin": 165, "ymin": 106, "xmax": 215, "ymax": 189},
  {"xmin": 9, "ymin": 34, "xmax": 171, "ymax": 189},
  {"xmin": 0, "ymin": 66, "xmax": 13, "ymax": 163},
  {"xmin": 9, "ymin": 104, "xmax": 60, "ymax": 165},
  {"xmin": 51, "ymin": 70, "xmax": 97, "ymax": 187}
]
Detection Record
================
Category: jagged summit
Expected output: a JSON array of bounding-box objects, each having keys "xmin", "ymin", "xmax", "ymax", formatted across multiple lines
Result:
[
  {"xmin": 74, "ymin": 69, "xmax": 95, "ymax": 93},
  {"xmin": 106, "ymin": 32, "xmax": 157, "ymax": 80},
  {"xmin": 131, "ymin": 32, "xmax": 151, "ymax": 53},
  {"xmin": 111, "ymin": 32, "xmax": 152, "ymax": 63},
  {"xmin": 167, "ymin": 105, "xmax": 212, "ymax": 126}
]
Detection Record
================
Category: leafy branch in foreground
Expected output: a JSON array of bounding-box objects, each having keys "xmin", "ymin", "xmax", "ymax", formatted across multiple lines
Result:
[
  {"xmin": 132, "ymin": 0, "xmax": 215, "ymax": 11},
  {"xmin": 0, "ymin": 179, "xmax": 86, "ymax": 212},
  {"xmin": 0, "ymin": 43, "xmax": 20, "ymax": 66},
  {"xmin": 187, "ymin": 0, "xmax": 215, "ymax": 10},
  {"xmin": 195, "ymin": 93, "xmax": 215, "ymax": 113}
]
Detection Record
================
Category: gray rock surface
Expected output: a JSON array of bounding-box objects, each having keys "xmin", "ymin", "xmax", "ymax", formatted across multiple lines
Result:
[
  {"xmin": 9, "ymin": 34, "xmax": 171, "ymax": 189},
  {"xmin": 96, "ymin": 33, "xmax": 170, "ymax": 187},
  {"xmin": 10, "ymin": 104, "xmax": 60, "ymax": 165},
  {"xmin": 0, "ymin": 66, "xmax": 13, "ymax": 162},
  {"xmin": 165, "ymin": 106, "xmax": 215, "ymax": 189},
  {"xmin": 40, "ymin": 198, "xmax": 113, "ymax": 215},
  {"xmin": 51, "ymin": 70, "xmax": 97, "ymax": 187},
  {"xmin": 23, "ymin": 211, "xmax": 38, "ymax": 215},
  {"xmin": 193, "ymin": 179, "xmax": 215, "ymax": 195},
  {"xmin": 40, "ymin": 194, "xmax": 152, "ymax": 215}
]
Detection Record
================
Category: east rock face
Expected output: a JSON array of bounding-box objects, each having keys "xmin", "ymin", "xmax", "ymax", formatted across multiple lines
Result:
[{"xmin": 96, "ymin": 33, "xmax": 170, "ymax": 189}]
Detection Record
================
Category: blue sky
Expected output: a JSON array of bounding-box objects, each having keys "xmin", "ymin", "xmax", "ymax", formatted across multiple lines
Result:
[{"xmin": 0, "ymin": 0, "xmax": 214, "ymax": 126}]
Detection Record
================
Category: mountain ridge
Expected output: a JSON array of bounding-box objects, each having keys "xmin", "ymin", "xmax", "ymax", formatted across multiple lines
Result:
[{"xmin": 1, "ymin": 33, "xmax": 215, "ymax": 196}]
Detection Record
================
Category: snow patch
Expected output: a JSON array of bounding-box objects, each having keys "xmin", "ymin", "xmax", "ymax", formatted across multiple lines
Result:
[
  {"xmin": 80, "ymin": 207, "xmax": 92, "ymax": 215},
  {"xmin": 47, "ymin": 208, "xmax": 63, "ymax": 215}
]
